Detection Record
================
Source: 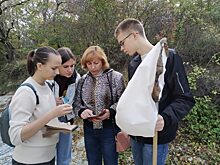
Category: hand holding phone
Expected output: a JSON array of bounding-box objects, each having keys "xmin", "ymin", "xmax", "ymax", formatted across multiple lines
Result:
[
  {"xmin": 61, "ymin": 96, "xmax": 68, "ymax": 104},
  {"xmin": 87, "ymin": 109, "xmax": 106, "ymax": 119}
]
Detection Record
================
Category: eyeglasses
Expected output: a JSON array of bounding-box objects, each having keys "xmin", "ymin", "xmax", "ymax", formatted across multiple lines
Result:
[{"xmin": 119, "ymin": 33, "xmax": 133, "ymax": 47}]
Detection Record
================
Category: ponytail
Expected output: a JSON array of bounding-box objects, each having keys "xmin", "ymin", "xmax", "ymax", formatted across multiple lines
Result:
[
  {"xmin": 27, "ymin": 50, "xmax": 36, "ymax": 76},
  {"xmin": 26, "ymin": 46, "xmax": 60, "ymax": 76}
]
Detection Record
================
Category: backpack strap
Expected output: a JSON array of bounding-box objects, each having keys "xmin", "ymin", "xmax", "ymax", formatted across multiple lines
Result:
[
  {"xmin": 45, "ymin": 81, "xmax": 54, "ymax": 91},
  {"xmin": 20, "ymin": 83, "xmax": 39, "ymax": 105}
]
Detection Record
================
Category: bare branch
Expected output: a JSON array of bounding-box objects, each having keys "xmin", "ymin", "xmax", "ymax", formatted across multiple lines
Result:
[
  {"xmin": 0, "ymin": 0, "xmax": 9, "ymax": 6},
  {"xmin": 2, "ymin": 0, "xmax": 31, "ymax": 12},
  {"xmin": 6, "ymin": 20, "xmax": 14, "ymax": 39}
]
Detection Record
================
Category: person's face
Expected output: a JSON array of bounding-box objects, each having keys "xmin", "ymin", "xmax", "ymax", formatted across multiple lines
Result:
[
  {"xmin": 59, "ymin": 58, "xmax": 76, "ymax": 78},
  {"xmin": 39, "ymin": 54, "xmax": 62, "ymax": 80},
  {"xmin": 86, "ymin": 58, "xmax": 103, "ymax": 76},
  {"xmin": 117, "ymin": 32, "xmax": 136, "ymax": 56}
]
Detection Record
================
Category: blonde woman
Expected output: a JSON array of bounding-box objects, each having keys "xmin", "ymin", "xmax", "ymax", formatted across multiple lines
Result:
[{"xmin": 74, "ymin": 46, "xmax": 125, "ymax": 165}]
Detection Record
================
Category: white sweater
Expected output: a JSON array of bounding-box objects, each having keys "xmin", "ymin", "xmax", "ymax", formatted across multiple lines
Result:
[{"xmin": 9, "ymin": 77, "xmax": 59, "ymax": 164}]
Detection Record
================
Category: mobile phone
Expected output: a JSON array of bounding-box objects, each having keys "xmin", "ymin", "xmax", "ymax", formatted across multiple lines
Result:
[
  {"xmin": 87, "ymin": 110, "xmax": 106, "ymax": 119},
  {"xmin": 61, "ymin": 96, "xmax": 68, "ymax": 104}
]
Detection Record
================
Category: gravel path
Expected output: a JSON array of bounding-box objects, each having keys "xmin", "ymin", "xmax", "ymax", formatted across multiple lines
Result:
[{"xmin": 0, "ymin": 136, "xmax": 13, "ymax": 164}]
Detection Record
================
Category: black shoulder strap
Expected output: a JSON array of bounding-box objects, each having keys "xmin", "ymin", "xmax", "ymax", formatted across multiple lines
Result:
[
  {"xmin": 80, "ymin": 74, "xmax": 88, "ymax": 106},
  {"xmin": 107, "ymin": 71, "xmax": 117, "ymax": 132},
  {"xmin": 20, "ymin": 83, "xmax": 39, "ymax": 105},
  {"xmin": 107, "ymin": 71, "xmax": 113, "ymax": 105},
  {"xmin": 45, "ymin": 81, "xmax": 54, "ymax": 91}
]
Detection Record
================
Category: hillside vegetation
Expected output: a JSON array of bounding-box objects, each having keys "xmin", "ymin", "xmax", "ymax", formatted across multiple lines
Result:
[{"xmin": 0, "ymin": 0, "xmax": 219, "ymax": 164}]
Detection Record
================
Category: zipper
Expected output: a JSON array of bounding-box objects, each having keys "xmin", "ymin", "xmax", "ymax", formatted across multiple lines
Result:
[{"xmin": 176, "ymin": 72, "xmax": 184, "ymax": 93}]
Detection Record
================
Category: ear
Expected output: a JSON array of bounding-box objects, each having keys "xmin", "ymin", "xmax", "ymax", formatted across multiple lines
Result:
[
  {"xmin": 133, "ymin": 32, "xmax": 139, "ymax": 40},
  {"xmin": 36, "ymin": 62, "xmax": 43, "ymax": 71}
]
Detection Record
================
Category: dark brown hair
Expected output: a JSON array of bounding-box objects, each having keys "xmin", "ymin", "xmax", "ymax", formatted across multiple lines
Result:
[
  {"xmin": 27, "ymin": 46, "xmax": 60, "ymax": 76},
  {"xmin": 57, "ymin": 47, "xmax": 76, "ymax": 64}
]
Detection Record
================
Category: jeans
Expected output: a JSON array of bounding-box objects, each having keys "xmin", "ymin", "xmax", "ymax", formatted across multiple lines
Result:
[
  {"xmin": 56, "ymin": 133, "xmax": 72, "ymax": 165},
  {"xmin": 12, "ymin": 157, "xmax": 55, "ymax": 165},
  {"xmin": 131, "ymin": 138, "xmax": 169, "ymax": 165},
  {"xmin": 56, "ymin": 116, "xmax": 72, "ymax": 165},
  {"xmin": 84, "ymin": 125, "xmax": 119, "ymax": 165}
]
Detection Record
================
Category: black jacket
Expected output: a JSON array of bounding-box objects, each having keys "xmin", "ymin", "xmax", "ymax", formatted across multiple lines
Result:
[{"xmin": 128, "ymin": 49, "xmax": 195, "ymax": 144}]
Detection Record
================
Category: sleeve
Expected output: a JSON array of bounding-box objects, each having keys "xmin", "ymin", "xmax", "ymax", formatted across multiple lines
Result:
[
  {"xmin": 9, "ymin": 86, "xmax": 36, "ymax": 146},
  {"xmin": 160, "ymin": 52, "xmax": 195, "ymax": 127},
  {"xmin": 109, "ymin": 72, "xmax": 126, "ymax": 118},
  {"xmin": 72, "ymin": 76, "xmax": 87, "ymax": 118},
  {"xmin": 67, "ymin": 73, "xmax": 81, "ymax": 105},
  {"xmin": 66, "ymin": 74, "xmax": 81, "ymax": 121}
]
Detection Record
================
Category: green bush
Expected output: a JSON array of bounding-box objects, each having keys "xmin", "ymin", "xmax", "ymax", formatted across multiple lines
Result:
[
  {"xmin": 183, "ymin": 96, "xmax": 220, "ymax": 146},
  {"xmin": 184, "ymin": 64, "xmax": 220, "ymax": 147}
]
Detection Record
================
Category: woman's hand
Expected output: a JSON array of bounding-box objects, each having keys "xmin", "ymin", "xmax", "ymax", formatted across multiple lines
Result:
[
  {"xmin": 50, "ymin": 104, "xmax": 73, "ymax": 119},
  {"xmin": 92, "ymin": 109, "xmax": 110, "ymax": 122},
  {"xmin": 55, "ymin": 97, "xmax": 63, "ymax": 105},
  {"xmin": 80, "ymin": 109, "xmax": 94, "ymax": 119},
  {"xmin": 20, "ymin": 104, "xmax": 72, "ymax": 142}
]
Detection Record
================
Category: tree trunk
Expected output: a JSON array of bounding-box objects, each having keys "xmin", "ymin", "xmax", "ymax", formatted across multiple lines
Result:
[{"xmin": 4, "ymin": 41, "xmax": 16, "ymax": 61}]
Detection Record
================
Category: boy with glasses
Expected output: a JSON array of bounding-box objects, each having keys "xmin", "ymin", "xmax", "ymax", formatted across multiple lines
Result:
[{"xmin": 114, "ymin": 18, "xmax": 195, "ymax": 165}]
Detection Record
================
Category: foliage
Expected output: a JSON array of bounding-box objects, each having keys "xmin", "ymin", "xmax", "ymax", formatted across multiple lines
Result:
[
  {"xmin": 185, "ymin": 62, "xmax": 220, "ymax": 145},
  {"xmin": 188, "ymin": 63, "xmax": 220, "ymax": 106},
  {"xmin": 184, "ymin": 96, "xmax": 220, "ymax": 145},
  {"xmin": 0, "ymin": 1, "xmax": 219, "ymax": 163},
  {"xmin": 211, "ymin": 52, "xmax": 220, "ymax": 66},
  {"xmin": 1, "ymin": 0, "xmax": 220, "ymax": 67},
  {"xmin": 188, "ymin": 65, "xmax": 207, "ymax": 90},
  {"xmin": 168, "ymin": 129, "xmax": 220, "ymax": 164},
  {"xmin": 0, "ymin": 60, "xmax": 27, "ymax": 94},
  {"xmin": 167, "ymin": 95, "xmax": 220, "ymax": 164}
]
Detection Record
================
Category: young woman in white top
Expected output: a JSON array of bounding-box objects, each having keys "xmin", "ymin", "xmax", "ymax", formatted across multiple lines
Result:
[{"xmin": 9, "ymin": 46, "xmax": 73, "ymax": 165}]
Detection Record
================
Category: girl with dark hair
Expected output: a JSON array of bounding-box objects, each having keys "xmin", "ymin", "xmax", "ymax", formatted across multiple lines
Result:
[
  {"xmin": 9, "ymin": 46, "xmax": 73, "ymax": 165},
  {"xmin": 49, "ymin": 47, "xmax": 80, "ymax": 165}
]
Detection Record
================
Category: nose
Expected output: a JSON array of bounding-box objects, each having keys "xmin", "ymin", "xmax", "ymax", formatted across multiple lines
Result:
[
  {"xmin": 91, "ymin": 64, "xmax": 95, "ymax": 69},
  {"xmin": 67, "ymin": 66, "xmax": 72, "ymax": 72},
  {"xmin": 120, "ymin": 46, "xmax": 124, "ymax": 52},
  {"xmin": 55, "ymin": 68, "xmax": 59, "ymax": 75}
]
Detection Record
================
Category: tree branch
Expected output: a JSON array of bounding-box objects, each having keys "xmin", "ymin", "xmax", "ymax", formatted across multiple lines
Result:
[
  {"xmin": 0, "ymin": 0, "xmax": 9, "ymax": 6},
  {"xmin": 5, "ymin": 20, "xmax": 15, "ymax": 39},
  {"xmin": 2, "ymin": 0, "xmax": 31, "ymax": 12}
]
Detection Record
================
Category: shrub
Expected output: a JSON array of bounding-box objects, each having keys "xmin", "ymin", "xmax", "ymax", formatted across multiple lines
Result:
[{"xmin": 183, "ymin": 96, "xmax": 220, "ymax": 146}]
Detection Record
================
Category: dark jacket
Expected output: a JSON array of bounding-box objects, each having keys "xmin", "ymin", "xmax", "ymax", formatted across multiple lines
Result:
[{"xmin": 129, "ymin": 49, "xmax": 195, "ymax": 144}]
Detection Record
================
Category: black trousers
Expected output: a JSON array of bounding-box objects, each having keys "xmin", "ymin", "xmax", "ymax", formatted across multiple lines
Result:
[{"xmin": 12, "ymin": 157, "xmax": 55, "ymax": 165}]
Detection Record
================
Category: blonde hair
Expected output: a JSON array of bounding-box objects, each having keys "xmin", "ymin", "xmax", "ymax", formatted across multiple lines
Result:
[{"xmin": 81, "ymin": 46, "xmax": 110, "ymax": 71}]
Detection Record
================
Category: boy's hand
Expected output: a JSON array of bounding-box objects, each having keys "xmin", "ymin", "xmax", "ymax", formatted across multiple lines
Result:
[{"xmin": 155, "ymin": 115, "xmax": 164, "ymax": 131}]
